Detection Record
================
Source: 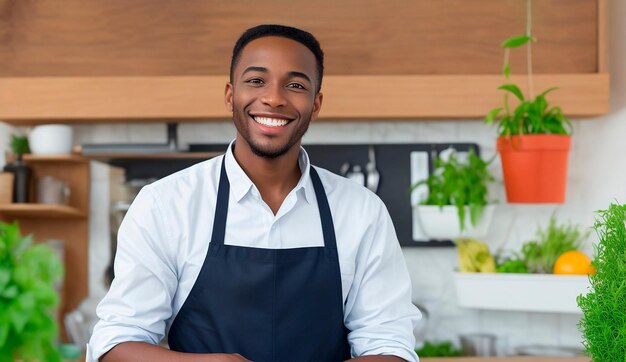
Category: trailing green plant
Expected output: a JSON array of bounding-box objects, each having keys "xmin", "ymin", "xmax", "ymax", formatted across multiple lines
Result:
[
  {"xmin": 9, "ymin": 135, "xmax": 30, "ymax": 159},
  {"xmin": 577, "ymin": 203, "xmax": 626, "ymax": 361},
  {"xmin": 410, "ymin": 148, "xmax": 495, "ymax": 231},
  {"xmin": 519, "ymin": 215, "xmax": 587, "ymax": 273},
  {"xmin": 0, "ymin": 221, "xmax": 64, "ymax": 362},
  {"xmin": 483, "ymin": 0, "xmax": 572, "ymax": 137},
  {"xmin": 415, "ymin": 340, "xmax": 463, "ymax": 357}
]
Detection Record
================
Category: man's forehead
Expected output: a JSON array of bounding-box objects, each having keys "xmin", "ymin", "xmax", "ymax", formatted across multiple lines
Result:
[{"xmin": 236, "ymin": 36, "xmax": 317, "ymax": 73}]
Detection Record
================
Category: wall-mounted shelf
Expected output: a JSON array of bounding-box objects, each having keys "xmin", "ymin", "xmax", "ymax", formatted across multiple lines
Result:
[
  {"xmin": 0, "ymin": 204, "xmax": 86, "ymax": 219},
  {"xmin": 453, "ymin": 272, "xmax": 591, "ymax": 314}
]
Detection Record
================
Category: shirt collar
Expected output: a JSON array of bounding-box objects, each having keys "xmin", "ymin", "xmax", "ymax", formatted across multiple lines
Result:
[{"xmin": 224, "ymin": 141, "xmax": 314, "ymax": 204}]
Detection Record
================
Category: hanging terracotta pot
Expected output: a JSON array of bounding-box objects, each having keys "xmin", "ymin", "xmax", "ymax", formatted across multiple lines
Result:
[{"xmin": 497, "ymin": 135, "xmax": 571, "ymax": 203}]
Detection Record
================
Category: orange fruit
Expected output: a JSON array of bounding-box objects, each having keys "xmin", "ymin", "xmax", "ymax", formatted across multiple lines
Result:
[{"xmin": 553, "ymin": 251, "xmax": 595, "ymax": 275}]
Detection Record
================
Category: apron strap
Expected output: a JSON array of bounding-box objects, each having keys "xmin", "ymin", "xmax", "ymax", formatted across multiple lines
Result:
[
  {"xmin": 309, "ymin": 167, "xmax": 338, "ymax": 250},
  {"xmin": 210, "ymin": 157, "xmax": 230, "ymax": 246}
]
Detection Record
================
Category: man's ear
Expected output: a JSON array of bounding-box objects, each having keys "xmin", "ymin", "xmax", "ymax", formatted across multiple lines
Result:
[
  {"xmin": 310, "ymin": 92, "xmax": 323, "ymax": 122},
  {"xmin": 224, "ymin": 83, "xmax": 234, "ymax": 112}
]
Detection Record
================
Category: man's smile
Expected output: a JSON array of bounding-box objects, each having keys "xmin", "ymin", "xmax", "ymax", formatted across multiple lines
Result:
[{"xmin": 249, "ymin": 113, "xmax": 294, "ymax": 128}]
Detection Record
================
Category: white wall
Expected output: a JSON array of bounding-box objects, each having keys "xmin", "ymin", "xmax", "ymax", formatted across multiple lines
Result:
[{"xmin": 2, "ymin": 0, "xmax": 623, "ymax": 355}]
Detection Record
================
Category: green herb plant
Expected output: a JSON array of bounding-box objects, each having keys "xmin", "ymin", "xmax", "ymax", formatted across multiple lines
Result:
[
  {"xmin": 483, "ymin": 0, "xmax": 572, "ymax": 137},
  {"xmin": 520, "ymin": 215, "xmax": 587, "ymax": 273},
  {"xmin": 496, "ymin": 255, "xmax": 528, "ymax": 273},
  {"xmin": 577, "ymin": 203, "xmax": 626, "ymax": 361},
  {"xmin": 9, "ymin": 135, "xmax": 30, "ymax": 160},
  {"xmin": 410, "ymin": 148, "xmax": 495, "ymax": 231},
  {"xmin": 0, "ymin": 221, "xmax": 64, "ymax": 362},
  {"xmin": 415, "ymin": 340, "xmax": 463, "ymax": 358}
]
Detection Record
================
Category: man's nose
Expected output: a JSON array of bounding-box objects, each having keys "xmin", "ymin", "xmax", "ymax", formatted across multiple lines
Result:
[{"xmin": 260, "ymin": 84, "xmax": 287, "ymax": 108}]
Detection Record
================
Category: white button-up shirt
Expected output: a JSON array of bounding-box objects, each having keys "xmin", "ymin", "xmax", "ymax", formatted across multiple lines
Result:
[{"xmin": 88, "ymin": 143, "xmax": 421, "ymax": 362}]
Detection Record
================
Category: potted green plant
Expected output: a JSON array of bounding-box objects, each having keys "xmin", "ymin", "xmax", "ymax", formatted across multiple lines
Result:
[
  {"xmin": 484, "ymin": 0, "xmax": 572, "ymax": 203},
  {"xmin": 0, "ymin": 221, "xmax": 64, "ymax": 362},
  {"xmin": 577, "ymin": 203, "xmax": 626, "ymax": 361},
  {"xmin": 3, "ymin": 135, "xmax": 32, "ymax": 203},
  {"xmin": 410, "ymin": 148, "xmax": 496, "ymax": 240}
]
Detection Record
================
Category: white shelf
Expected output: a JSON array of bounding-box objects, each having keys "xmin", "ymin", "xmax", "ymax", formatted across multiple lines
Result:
[{"xmin": 453, "ymin": 272, "xmax": 591, "ymax": 314}]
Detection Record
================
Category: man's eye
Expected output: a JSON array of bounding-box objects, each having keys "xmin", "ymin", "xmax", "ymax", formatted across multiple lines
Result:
[
  {"xmin": 287, "ymin": 83, "xmax": 306, "ymax": 90},
  {"xmin": 245, "ymin": 78, "xmax": 264, "ymax": 85}
]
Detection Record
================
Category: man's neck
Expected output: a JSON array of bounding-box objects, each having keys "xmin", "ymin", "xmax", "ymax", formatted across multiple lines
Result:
[{"xmin": 232, "ymin": 138, "xmax": 302, "ymax": 215}]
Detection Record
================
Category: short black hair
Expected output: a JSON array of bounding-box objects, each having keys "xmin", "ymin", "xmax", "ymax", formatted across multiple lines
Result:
[{"xmin": 230, "ymin": 24, "xmax": 324, "ymax": 93}]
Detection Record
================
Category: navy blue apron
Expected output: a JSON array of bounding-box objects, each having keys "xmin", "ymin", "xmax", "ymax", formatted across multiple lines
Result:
[{"xmin": 168, "ymin": 158, "xmax": 351, "ymax": 362}]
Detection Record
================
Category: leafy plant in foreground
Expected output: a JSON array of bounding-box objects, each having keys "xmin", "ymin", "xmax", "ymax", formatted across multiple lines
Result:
[
  {"xmin": 577, "ymin": 203, "xmax": 626, "ymax": 361},
  {"xmin": 0, "ymin": 221, "xmax": 63, "ymax": 362}
]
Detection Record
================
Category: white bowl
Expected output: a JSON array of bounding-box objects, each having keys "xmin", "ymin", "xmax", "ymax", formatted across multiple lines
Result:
[{"xmin": 29, "ymin": 124, "xmax": 73, "ymax": 155}]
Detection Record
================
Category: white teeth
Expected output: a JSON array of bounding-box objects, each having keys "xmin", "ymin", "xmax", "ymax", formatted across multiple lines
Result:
[{"xmin": 253, "ymin": 116, "xmax": 289, "ymax": 127}]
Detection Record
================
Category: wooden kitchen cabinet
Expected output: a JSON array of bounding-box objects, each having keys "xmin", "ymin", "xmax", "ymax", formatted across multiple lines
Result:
[
  {"xmin": 0, "ymin": 154, "xmax": 89, "ymax": 340},
  {"xmin": 0, "ymin": 0, "xmax": 609, "ymax": 122}
]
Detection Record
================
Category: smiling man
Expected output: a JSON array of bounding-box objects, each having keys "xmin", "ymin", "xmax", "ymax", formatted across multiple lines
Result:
[{"xmin": 88, "ymin": 24, "xmax": 421, "ymax": 362}]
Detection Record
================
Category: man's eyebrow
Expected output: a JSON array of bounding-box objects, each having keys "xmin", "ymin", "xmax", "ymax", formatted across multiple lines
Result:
[
  {"xmin": 288, "ymin": 71, "xmax": 312, "ymax": 84},
  {"xmin": 242, "ymin": 66, "xmax": 267, "ymax": 75}
]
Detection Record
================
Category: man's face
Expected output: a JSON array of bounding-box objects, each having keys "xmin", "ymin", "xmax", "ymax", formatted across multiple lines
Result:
[{"xmin": 225, "ymin": 36, "xmax": 322, "ymax": 159}]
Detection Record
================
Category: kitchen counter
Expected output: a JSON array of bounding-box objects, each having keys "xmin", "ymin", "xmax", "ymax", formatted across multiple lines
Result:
[{"xmin": 422, "ymin": 357, "xmax": 589, "ymax": 362}]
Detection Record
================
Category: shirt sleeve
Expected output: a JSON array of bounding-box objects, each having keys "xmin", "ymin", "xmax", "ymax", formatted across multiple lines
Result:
[
  {"xmin": 87, "ymin": 186, "xmax": 178, "ymax": 361},
  {"xmin": 344, "ymin": 200, "xmax": 421, "ymax": 362}
]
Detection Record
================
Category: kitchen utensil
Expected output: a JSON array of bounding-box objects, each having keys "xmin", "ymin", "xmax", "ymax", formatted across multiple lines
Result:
[
  {"xmin": 346, "ymin": 165, "xmax": 365, "ymax": 186},
  {"xmin": 339, "ymin": 162, "xmax": 351, "ymax": 177},
  {"xmin": 460, "ymin": 333, "xmax": 497, "ymax": 356},
  {"xmin": 366, "ymin": 146, "xmax": 380, "ymax": 193}
]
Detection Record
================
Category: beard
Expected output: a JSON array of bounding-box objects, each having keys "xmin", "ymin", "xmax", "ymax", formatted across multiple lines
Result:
[{"xmin": 233, "ymin": 102, "xmax": 312, "ymax": 159}]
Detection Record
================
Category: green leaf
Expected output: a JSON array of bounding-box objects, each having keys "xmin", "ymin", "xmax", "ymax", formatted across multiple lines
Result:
[
  {"xmin": 538, "ymin": 86, "xmax": 559, "ymax": 98},
  {"xmin": 503, "ymin": 63, "xmax": 510, "ymax": 78},
  {"xmin": 484, "ymin": 108, "xmax": 502, "ymax": 124},
  {"xmin": 0, "ymin": 269, "xmax": 10, "ymax": 291},
  {"xmin": 0, "ymin": 323, "xmax": 8, "ymax": 348},
  {"xmin": 9, "ymin": 306, "xmax": 29, "ymax": 334},
  {"xmin": 17, "ymin": 291, "xmax": 36, "ymax": 311},
  {"xmin": 1, "ymin": 285, "xmax": 17, "ymax": 298},
  {"xmin": 501, "ymin": 35, "xmax": 532, "ymax": 48},
  {"xmin": 32, "ymin": 281, "xmax": 58, "ymax": 306},
  {"xmin": 498, "ymin": 84, "xmax": 525, "ymax": 101}
]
